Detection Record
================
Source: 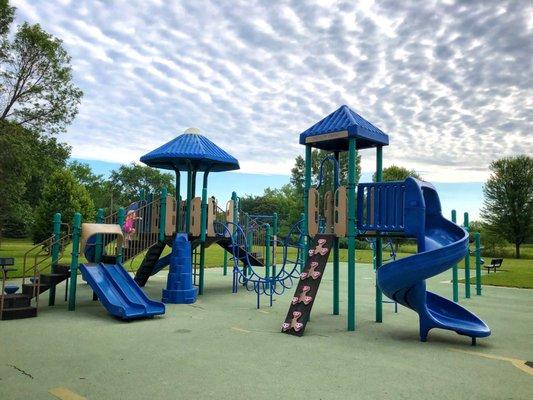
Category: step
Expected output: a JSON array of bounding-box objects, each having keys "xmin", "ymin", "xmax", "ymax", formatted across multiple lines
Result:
[
  {"xmin": 22, "ymin": 283, "xmax": 50, "ymax": 298},
  {"xmin": 0, "ymin": 293, "xmax": 31, "ymax": 308},
  {"xmin": 1, "ymin": 306, "xmax": 37, "ymax": 320},
  {"xmin": 40, "ymin": 273, "xmax": 69, "ymax": 285},
  {"xmin": 55, "ymin": 264, "xmax": 70, "ymax": 275},
  {"xmin": 101, "ymin": 255, "xmax": 117, "ymax": 264}
]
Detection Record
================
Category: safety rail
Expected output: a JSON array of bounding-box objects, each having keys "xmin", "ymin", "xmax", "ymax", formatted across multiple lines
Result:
[
  {"xmin": 19, "ymin": 230, "xmax": 72, "ymax": 311},
  {"xmin": 122, "ymin": 198, "xmax": 160, "ymax": 266},
  {"xmin": 357, "ymin": 182, "xmax": 406, "ymax": 232}
]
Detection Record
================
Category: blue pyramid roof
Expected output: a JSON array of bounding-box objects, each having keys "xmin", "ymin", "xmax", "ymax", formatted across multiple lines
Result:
[
  {"xmin": 140, "ymin": 129, "xmax": 240, "ymax": 172},
  {"xmin": 299, "ymin": 105, "xmax": 389, "ymax": 151}
]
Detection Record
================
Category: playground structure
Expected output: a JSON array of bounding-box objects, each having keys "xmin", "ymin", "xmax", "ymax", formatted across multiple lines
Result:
[
  {"xmin": 0, "ymin": 105, "xmax": 490, "ymax": 346},
  {"xmin": 280, "ymin": 105, "xmax": 490, "ymax": 343}
]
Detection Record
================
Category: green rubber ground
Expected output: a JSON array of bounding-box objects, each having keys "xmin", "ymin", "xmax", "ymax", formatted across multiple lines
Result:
[{"xmin": 1, "ymin": 263, "xmax": 532, "ymax": 399}]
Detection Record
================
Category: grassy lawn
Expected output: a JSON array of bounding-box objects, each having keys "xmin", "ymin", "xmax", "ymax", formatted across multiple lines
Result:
[{"xmin": 1, "ymin": 238, "xmax": 531, "ymax": 289}]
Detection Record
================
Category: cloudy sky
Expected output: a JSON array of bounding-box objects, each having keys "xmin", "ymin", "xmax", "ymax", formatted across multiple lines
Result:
[{"xmin": 11, "ymin": 0, "xmax": 533, "ymax": 182}]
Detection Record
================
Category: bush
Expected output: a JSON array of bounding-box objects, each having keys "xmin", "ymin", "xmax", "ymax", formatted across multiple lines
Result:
[{"xmin": 32, "ymin": 169, "xmax": 95, "ymax": 243}]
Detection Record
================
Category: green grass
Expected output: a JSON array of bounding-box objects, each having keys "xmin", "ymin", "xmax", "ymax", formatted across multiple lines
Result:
[{"xmin": 1, "ymin": 238, "xmax": 531, "ymax": 288}]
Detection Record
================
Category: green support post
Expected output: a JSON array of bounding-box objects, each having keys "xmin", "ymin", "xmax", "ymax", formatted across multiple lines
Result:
[
  {"xmin": 159, "ymin": 188, "xmax": 167, "ymax": 242},
  {"xmin": 464, "ymin": 212, "xmax": 471, "ymax": 298},
  {"xmin": 333, "ymin": 151, "xmax": 340, "ymax": 315},
  {"xmin": 264, "ymin": 224, "xmax": 271, "ymax": 287},
  {"xmin": 139, "ymin": 188, "xmax": 145, "ymax": 201},
  {"xmin": 223, "ymin": 250, "xmax": 228, "ymax": 276},
  {"xmin": 347, "ymin": 137, "xmax": 357, "ymax": 331},
  {"xmin": 303, "ymin": 145, "xmax": 312, "ymax": 265},
  {"xmin": 49, "ymin": 212, "xmax": 62, "ymax": 306},
  {"xmin": 375, "ymin": 146, "xmax": 383, "ymax": 323},
  {"xmin": 175, "ymin": 171, "xmax": 181, "ymax": 232},
  {"xmin": 299, "ymin": 212, "xmax": 305, "ymax": 273},
  {"xmin": 198, "ymin": 172, "xmax": 210, "ymax": 295},
  {"xmin": 451, "ymin": 210, "xmax": 459, "ymax": 302},
  {"xmin": 68, "ymin": 213, "xmax": 82, "ymax": 311},
  {"xmin": 272, "ymin": 213, "xmax": 278, "ymax": 278},
  {"xmin": 185, "ymin": 166, "xmax": 193, "ymax": 234},
  {"xmin": 116, "ymin": 208, "xmax": 125, "ymax": 264},
  {"xmin": 475, "ymin": 232, "xmax": 482, "ymax": 296},
  {"xmin": 95, "ymin": 208, "xmax": 104, "ymax": 262}
]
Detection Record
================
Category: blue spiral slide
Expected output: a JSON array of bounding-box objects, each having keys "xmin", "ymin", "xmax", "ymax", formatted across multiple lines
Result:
[{"xmin": 360, "ymin": 178, "xmax": 490, "ymax": 343}]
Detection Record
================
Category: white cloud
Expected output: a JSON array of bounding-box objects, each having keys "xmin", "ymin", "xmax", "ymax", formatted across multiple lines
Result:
[{"xmin": 10, "ymin": 0, "xmax": 533, "ymax": 182}]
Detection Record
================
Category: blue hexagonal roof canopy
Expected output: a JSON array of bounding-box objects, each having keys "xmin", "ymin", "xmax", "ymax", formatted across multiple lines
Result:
[
  {"xmin": 299, "ymin": 105, "xmax": 389, "ymax": 151},
  {"xmin": 140, "ymin": 128, "xmax": 240, "ymax": 172}
]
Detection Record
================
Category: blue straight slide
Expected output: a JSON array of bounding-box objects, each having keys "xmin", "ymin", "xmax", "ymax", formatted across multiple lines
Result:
[
  {"xmin": 79, "ymin": 263, "xmax": 165, "ymax": 320},
  {"xmin": 359, "ymin": 178, "xmax": 490, "ymax": 343}
]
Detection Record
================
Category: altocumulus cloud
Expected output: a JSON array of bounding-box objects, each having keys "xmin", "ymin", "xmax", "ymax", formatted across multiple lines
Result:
[{"xmin": 11, "ymin": 0, "xmax": 533, "ymax": 181}]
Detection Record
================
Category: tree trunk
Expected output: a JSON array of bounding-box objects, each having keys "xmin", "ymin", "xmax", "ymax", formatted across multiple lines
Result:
[{"xmin": 515, "ymin": 242, "xmax": 520, "ymax": 259}]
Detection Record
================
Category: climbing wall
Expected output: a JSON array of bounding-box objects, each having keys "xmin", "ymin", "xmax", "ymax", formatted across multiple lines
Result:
[{"xmin": 281, "ymin": 234, "xmax": 334, "ymax": 337}]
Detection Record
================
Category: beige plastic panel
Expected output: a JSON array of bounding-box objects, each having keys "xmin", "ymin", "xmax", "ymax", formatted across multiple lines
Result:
[
  {"xmin": 207, "ymin": 197, "xmax": 217, "ymax": 237},
  {"xmin": 81, "ymin": 223, "xmax": 124, "ymax": 255},
  {"xmin": 165, "ymin": 197, "xmax": 177, "ymax": 236},
  {"xmin": 324, "ymin": 191, "xmax": 334, "ymax": 234},
  {"xmin": 334, "ymin": 186, "xmax": 347, "ymax": 238},
  {"xmin": 308, "ymin": 187, "xmax": 319, "ymax": 238},
  {"xmin": 226, "ymin": 200, "xmax": 234, "ymax": 224},
  {"xmin": 189, "ymin": 197, "xmax": 202, "ymax": 237}
]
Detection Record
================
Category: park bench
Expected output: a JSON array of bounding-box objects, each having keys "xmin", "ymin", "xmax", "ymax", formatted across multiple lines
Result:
[{"xmin": 484, "ymin": 258, "xmax": 503, "ymax": 273}]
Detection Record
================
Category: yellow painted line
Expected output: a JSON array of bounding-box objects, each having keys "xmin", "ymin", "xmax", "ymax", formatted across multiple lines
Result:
[
  {"xmin": 231, "ymin": 326, "xmax": 251, "ymax": 334},
  {"xmin": 49, "ymin": 387, "xmax": 87, "ymax": 400},
  {"xmin": 258, "ymin": 310, "xmax": 269, "ymax": 314},
  {"xmin": 450, "ymin": 348, "xmax": 533, "ymax": 376}
]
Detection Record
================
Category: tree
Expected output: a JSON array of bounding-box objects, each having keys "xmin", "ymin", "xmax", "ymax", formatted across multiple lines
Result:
[
  {"xmin": 290, "ymin": 149, "xmax": 361, "ymax": 205},
  {"xmin": 0, "ymin": 120, "xmax": 70, "ymax": 237},
  {"xmin": 0, "ymin": 1, "xmax": 82, "ymax": 134},
  {"xmin": 67, "ymin": 161, "xmax": 110, "ymax": 209},
  {"xmin": 33, "ymin": 169, "xmax": 95, "ymax": 243},
  {"xmin": 373, "ymin": 165, "xmax": 421, "ymax": 182},
  {"xmin": 108, "ymin": 163, "xmax": 176, "ymax": 207},
  {"xmin": 481, "ymin": 155, "xmax": 533, "ymax": 258}
]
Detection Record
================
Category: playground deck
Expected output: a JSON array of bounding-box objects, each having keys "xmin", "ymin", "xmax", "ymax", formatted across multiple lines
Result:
[{"xmin": 1, "ymin": 264, "xmax": 531, "ymax": 400}]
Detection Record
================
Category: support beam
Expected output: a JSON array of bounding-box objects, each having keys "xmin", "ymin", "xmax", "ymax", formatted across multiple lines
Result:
[
  {"xmin": 464, "ymin": 212, "xmax": 471, "ymax": 298},
  {"xmin": 333, "ymin": 151, "xmax": 340, "ymax": 315},
  {"xmin": 451, "ymin": 210, "xmax": 459, "ymax": 302},
  {"xmin": 303, "ymin": 145, "xmax": 312, "ymax": 265},
  {"xmin": 347, "ymin": 137, "xmax": 357, "ymax": 331},
  {"xmin": 68, "ymin": 213, "xmax": 82, "ymax": 311},
  {"xmin": 375, "ymin": 145, "xmax": 383, "ymax": 323}
]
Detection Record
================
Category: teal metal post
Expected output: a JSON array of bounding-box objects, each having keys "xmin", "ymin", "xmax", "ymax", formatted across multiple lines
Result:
[
  {"xmin": 68, "ymin": 213, "xmax": 82, "ymax": 311},
  {"xmin": 116, "ymin": 208, "xmax": 125, "ymax": 264},
  {"xmin": 451, "ymin": 210, "xmax": 459, "ymax": 302},
  {"xmin": 223, "ymin": 249, "xmax": 228, "ymax": 276},
  {"xmin": 175, "ymin": 171, "xmax": 181, "ymax": 231},
  {"xmin": 347, "ymin": 137, "xmax": 357, "ymax": 331},
  {"xmin": 333, "ymin": 151, "xmax": 340, "ymax": 315},
  {"xmin": 299, "ymin": 212, "xmax": 305, "ymax": 273},
  {"xmin": 198, "ymin": 172, "xmax": 210, "ymax": 295},
  {"xmin": 185, "ymin": 166, "xmax": 193, "ymax": 234},
  {"xmin": 49, "ymin": 212, "xmax": 62, "ymax": 306},
  {"xmin": 303, "ymin": 145, "xmax": 312, "ymax": 264},
  {"xmin": 272, "ymin": 212, "xmax": 278, "ymax": 278},
  {"xmin": 464, "ymin": 212, "xmax": 471, "ymax": 298},
  {"xmin": 159, "ymin": 188, "xmax": 167, "ymax": 242},
  {"xmin": 95, "ymin": 208, "xmax": 104, "ymax": 262},
  {"xmin": 375, "ymin": 146, "xmax": 383, "ymax": 323},
  {"xmin": 475, "ymin": 232, "xmax": 482, "ymax": 296},
  {"xmin": 264, "ymin": 224, "xmax": 271, "ymax": 287}
]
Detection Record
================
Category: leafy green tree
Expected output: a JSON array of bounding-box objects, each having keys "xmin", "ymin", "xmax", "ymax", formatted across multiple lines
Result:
[
  {"xmin": 0, "ymin": 1, "xmax": 82, "ymax": 134},
  {"xmin": 108, "ymin": 163, "xmax": 176, "ymax": 207},
  {"xmin": 290, "ymin": 149, "xmax": 361, "ymax": 205},
  {"xmin": 33, "ymin": 169, "xmax": 95, "ymax": 243},
  {"xmin": 481, "ymin": 155, "xmax": 533, "ymax": 258},
  {"xmin": 373, "ymin": 165, "xmax": 421, "ymax": 182},
  {"xmin": 67, "ymin": 161, "xmax": 111, "ymax": 209},
  {"xmin": 0, "ymin": 120, "xmax": 70, "ymax": 237}
]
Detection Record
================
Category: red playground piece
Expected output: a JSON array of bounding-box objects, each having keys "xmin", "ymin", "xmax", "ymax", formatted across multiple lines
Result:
[
  {"xmin": 292, "ymin": 285, "xmax": 313, "ymax": 305},
  {"xmin": 300, "ymin": 261, "xmax": 321, "ymax": 280},
  {"xmin": 308, "ymin": 238, "xmax": 329, "ymax": 257},
  {"xmin": 282, "ymin": 311, "xmax": 304, "ymax": 332}
]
